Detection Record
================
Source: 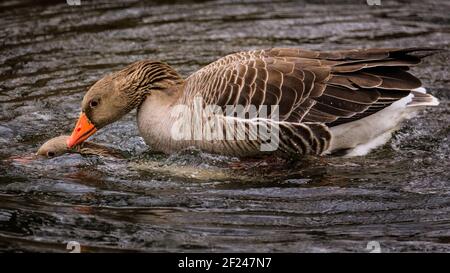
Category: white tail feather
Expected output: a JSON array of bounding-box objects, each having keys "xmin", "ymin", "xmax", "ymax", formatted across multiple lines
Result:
[{"xmin": 328, "ymin": 86, "xmax": 439, "ymax": 156}]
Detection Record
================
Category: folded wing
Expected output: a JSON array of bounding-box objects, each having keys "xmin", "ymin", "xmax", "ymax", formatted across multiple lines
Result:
[{"xmin": 183, "ymin": 47, "xmax": 438, "ymax": 155}]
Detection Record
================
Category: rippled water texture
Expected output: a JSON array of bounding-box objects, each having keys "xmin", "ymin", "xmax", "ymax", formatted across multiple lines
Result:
[{"xmin": 0, "ymin": 0, "xmax": 449, "ymax": 252}]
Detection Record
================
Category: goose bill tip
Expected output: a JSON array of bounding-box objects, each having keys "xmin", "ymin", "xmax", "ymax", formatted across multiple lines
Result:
[{"xmin": 67, "ymin": 112, "xmax": 97, "ymax": 148}]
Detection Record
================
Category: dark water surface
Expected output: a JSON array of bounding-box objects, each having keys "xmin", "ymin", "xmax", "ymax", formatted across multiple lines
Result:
[{"xmin": 0, "ymin": 0, "xmax": 449, "ymax": 252}]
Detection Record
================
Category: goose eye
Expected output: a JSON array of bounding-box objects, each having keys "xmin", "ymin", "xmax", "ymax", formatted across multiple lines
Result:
[
  {"xmin": 89, "ymin": 99, "xmax": 99, "ymax": 108},
  {"xmin": 47, "ymin": 151, "xmax": 55, "ymax": 157}
]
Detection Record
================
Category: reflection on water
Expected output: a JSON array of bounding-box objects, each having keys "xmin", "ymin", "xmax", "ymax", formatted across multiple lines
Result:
[{"xmin": 0, "ymin": 0, "xmax": 449, "ymax": 252}]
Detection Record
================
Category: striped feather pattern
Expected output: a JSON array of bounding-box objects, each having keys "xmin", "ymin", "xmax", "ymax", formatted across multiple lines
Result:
[{"xmin": 178, "ymin": 47, "xmax": 439, "ymax": 156}]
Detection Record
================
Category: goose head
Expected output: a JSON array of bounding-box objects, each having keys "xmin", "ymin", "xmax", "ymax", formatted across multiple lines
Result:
[
  {"xmin": 67, "ymin": 60, "xmax": 183, "ymax": 148},
  {"xmin": 37, "ymin": 135, "xmax": 71, "ymax": 158},
  {"xmin": 38, "ymin": 135, "xmax": 125, "ymax": 158}
]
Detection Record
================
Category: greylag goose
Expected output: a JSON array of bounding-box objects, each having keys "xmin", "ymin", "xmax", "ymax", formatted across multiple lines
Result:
[
  {"xmin": 67, "ymin": 48, "xmax": 440, "ymax": 158},
  {"xmin": 37, "ymin": 135, "xmax": 124, "ymax": 158}
]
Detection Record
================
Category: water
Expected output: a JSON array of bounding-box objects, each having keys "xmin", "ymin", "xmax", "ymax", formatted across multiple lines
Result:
[{"xmin": 0, "ymin": 0, "xmax": 449, "ymax": 252}]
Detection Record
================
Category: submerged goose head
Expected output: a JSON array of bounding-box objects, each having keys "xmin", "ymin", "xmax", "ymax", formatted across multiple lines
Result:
[
  {"xmin": 38, "ymin": 135, "xmax": 125, "ymax": 158},
  {"xmin": 37, "ymin": 135, "xmax": 71, "ymax": 158},
  {"xmin": 67, "ymin": 60, "xmax": 183, "ymax": 148}
]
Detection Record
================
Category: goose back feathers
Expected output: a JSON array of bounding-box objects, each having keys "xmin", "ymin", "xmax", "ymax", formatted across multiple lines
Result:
[{"xmin": 176, "ymin": 47, "xmax": 439, "ymax": 156}]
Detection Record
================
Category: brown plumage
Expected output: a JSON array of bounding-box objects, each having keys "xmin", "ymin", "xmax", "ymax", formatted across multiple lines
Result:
[{"xmin": 67, "ymin": 47, "xmax": 440, "ymax": 158}]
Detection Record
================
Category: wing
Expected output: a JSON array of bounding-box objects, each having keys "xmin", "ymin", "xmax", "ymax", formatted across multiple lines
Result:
[{"xmin": 182, "ymin": 47, "xmax": 438, "ymax": 155}]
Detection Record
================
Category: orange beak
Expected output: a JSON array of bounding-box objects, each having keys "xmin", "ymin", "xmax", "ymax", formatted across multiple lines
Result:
[{"xmin": 67, "ymin": 112, "xmax": 97, "ymax": 148}]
